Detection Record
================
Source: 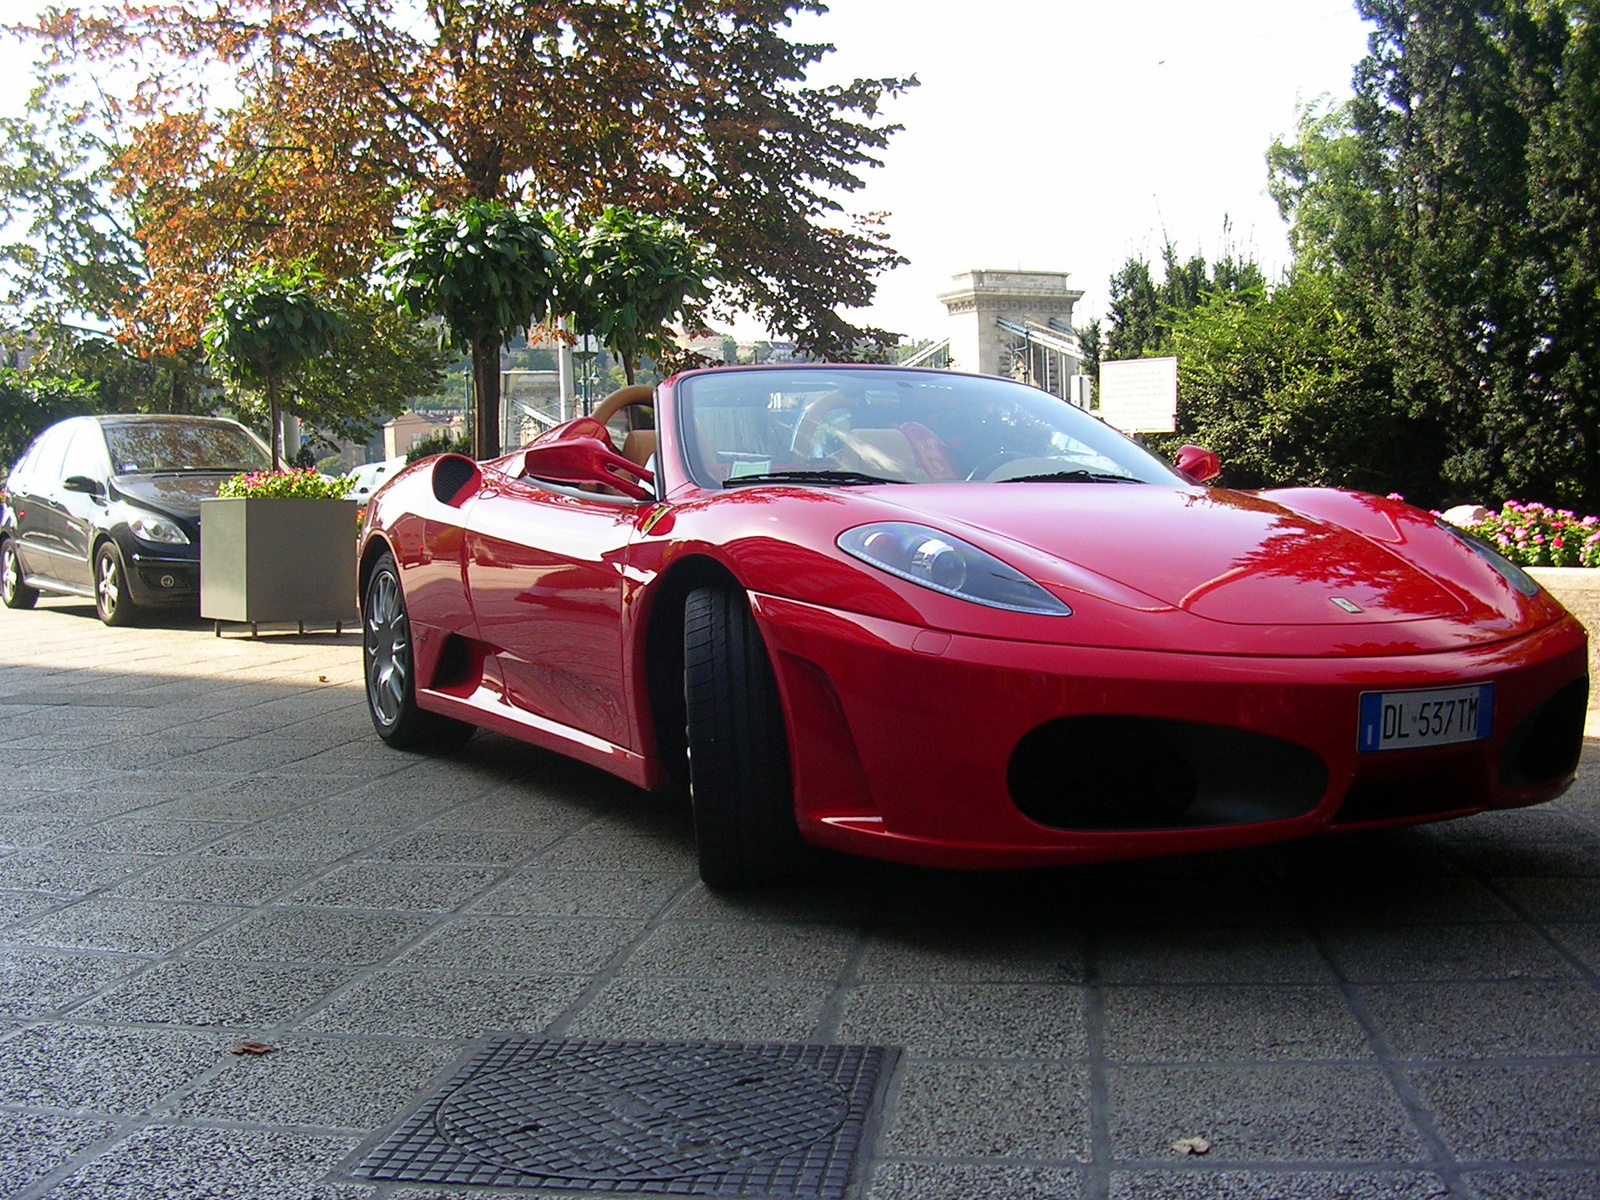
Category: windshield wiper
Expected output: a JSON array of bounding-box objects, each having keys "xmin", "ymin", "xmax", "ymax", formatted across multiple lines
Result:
[
  {"xmin": 999, "ymin": 470, "xmax": 1139, "ymax": 484},
  {"xmin": 722, "ymin": 469, "xmax": 907, "ymax": 488}
]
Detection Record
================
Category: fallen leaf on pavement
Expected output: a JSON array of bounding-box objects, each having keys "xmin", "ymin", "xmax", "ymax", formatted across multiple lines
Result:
[
  {"xmin": 318, "ymin": 675, "xmax": 328, "ymax": 683},
  {"xmin": 1171, "ymin": 1136, "xmax": 1210, "ymax": 1156},
  {"xmin": 230, "ymin": 1041, "xmax": 275, "ymax": 1056}
]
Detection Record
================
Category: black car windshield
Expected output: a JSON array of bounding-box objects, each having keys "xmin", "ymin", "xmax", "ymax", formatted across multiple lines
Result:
[
  {"xmin": 675, "ymin": 368, "xmax": 1186, "ymax": 488},
  {"xmin": 102, "ymin": 421, "xmax": 270, "ymax": 474}
]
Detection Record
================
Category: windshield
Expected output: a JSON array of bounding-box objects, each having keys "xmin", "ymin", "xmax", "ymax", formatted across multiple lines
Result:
[
  {"xmin": 676, "ymin": 368, "xmax": 1185, "ymax": 488},
  {"xmin": 101, "ymin": 421, "xmax": 271, "ymax": 474}
]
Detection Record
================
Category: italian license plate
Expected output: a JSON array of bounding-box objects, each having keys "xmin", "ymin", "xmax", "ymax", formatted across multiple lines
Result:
[{"xmin": 1358, "ymin": 684, "xmax": 1494, "ymax": 753}]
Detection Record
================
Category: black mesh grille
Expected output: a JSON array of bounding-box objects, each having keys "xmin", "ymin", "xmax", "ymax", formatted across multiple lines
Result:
[{"xmin": 432, "ymin": 454, "xmax": 479, "ymax": 505}]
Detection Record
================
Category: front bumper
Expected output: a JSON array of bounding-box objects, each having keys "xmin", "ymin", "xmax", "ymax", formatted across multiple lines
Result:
[
  {"xmin": 123, "ymin": 542, "xmax": 200, "ymax": 606},
  {"xmin": 751, "ymin": 593, "xmax": 1589, "ymax": 869}
]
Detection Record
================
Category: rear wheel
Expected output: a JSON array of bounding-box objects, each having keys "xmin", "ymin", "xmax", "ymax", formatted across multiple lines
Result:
[
  {"xmin": 95, "ymin": 542, "xmax": 137, "ymax": 626},
  {"xmin": 363, "ymin": 551, "xmax": 474, "ymax": 751},
  {"xmin": 683, "ymin": 586, "xmax": 805, "ymax": 888},
  {"xmin": 1, "ymin": 539, "xmax": 37, "ymax": 609}
]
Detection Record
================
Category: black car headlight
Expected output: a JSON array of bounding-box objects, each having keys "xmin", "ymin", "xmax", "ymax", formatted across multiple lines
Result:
[
  {"xmin": 838, "ymin": 522, "xmax": 1072, "ymax": 616},
  {"xmin": 129, "ymin": 513, "xmax": 190, "ymax": 545},
  {"xmin": 1436, "ymin": 519, "xmax": 1539, "ymax": 597}
]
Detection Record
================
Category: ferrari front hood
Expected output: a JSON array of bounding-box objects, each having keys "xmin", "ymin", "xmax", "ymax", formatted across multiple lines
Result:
[{"xmin": 874, "ymin": 483, "xmax": 1470, "ymax": 626}]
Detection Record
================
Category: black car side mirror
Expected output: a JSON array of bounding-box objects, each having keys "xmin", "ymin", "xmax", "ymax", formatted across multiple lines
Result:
[{"xmin": 62, "ymin": 475, "xmax": 106, "ymax": 499}]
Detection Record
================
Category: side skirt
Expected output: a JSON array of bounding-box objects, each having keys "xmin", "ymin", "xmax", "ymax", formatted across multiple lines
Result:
[
  {"xmin": 22, "ymin": 575, "xmax": 94, "ymax": 600},
  {"xmin": 416, "ymin": 684, "xmax": 657, "ymax": 790}
]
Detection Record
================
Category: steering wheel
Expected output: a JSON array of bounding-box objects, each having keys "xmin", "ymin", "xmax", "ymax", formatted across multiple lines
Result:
[
  {"xmin": 790, "ymin": 392, "xmax": 853, "ymax": 457},
  {"xmin": 590, "ymin": 384, "xmax": 655, "ymax": 427}
]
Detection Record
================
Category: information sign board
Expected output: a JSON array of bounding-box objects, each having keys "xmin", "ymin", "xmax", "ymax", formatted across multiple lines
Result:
[{"xmin": 1099, "ymin": 357, "xmax": 1177, "ymax": 434}]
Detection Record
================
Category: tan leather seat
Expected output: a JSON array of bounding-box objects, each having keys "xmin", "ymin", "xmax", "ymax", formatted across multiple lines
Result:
[
  {"xmin": 838, "ymin": 428, "xmax": 929, "ymax": 482},
  {"xmin": 621, "ymin": 430, "xmax": 657, "ymax": 468}
]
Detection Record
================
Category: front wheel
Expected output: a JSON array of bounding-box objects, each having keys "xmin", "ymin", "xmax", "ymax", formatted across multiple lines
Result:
[
  {"xmin": 683, "ymin": 586, "xmax": 806, "ymax": 888},
  {"xmin": 363, "ymin": 551, "xmax": 474, "ymax": 752},
  {"xmin": 95, "ymin": 542, "xmax": 137, "ymax": 626},
  {"xmin": 1, "ymin": 539, "xmax": 37, "ymax": 609}
]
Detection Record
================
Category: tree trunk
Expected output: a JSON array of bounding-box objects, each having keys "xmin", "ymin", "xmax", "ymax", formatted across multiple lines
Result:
[
  {"xmin": 471, "ymin": 335, "xmax": 500, "ymax": 460},
  {"xmin": 268, "ymin": 375, "xmax": 282, "ymax": 471},
  {"xmin": 623, "ymin": 354, "xmax": 636, "ymax": 386}
]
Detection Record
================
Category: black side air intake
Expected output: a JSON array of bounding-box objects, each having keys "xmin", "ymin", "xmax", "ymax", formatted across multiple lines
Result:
[
  {"xmin": 1500, "ymin": 677, "xmax": 1588, "ymax": 788},
  {"xmin": 432, "ymin": 454, "xmax": 479, "ymax": 506}
]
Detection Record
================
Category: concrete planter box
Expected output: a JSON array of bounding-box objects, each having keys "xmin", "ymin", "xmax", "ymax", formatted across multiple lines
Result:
[{"xmin": 199, "ymin": 497, "xmax": 358, "ymax": 634}]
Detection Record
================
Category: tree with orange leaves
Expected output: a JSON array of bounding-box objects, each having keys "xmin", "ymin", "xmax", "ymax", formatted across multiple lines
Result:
[{"xmin": 15, "ymin": 1, "xmax": 913, "ymax": 367}]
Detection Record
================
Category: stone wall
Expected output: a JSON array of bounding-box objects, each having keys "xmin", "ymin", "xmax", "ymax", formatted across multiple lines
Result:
[{"xmin": 1528, "ymin": 567, "xmax": 1600, "ymax": 730}]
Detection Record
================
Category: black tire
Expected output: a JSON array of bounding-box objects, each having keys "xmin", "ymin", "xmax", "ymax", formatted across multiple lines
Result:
[
  {"xmin": 683, "ymin": 585, "xmax": 805, "ymax": 888},
  {"xmin": 94, "ymin": 541, "xmax": 138, "ymax": 626},
  {"xmin": 1, "ymin": 539, "xmax": 37, "ymax": 609},
  {"xmin": 362, "ymin": 551, "xmax": 475, "ymax": 751}
]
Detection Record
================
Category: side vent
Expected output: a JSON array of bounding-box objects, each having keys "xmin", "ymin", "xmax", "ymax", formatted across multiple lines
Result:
[
  {"xmin": 432, "ymin": 454, "xmax": 480, "ymax": 506},
  {"xmin": 1500, "ymin": 676, "xmax": 1588, "ymax": 788}
]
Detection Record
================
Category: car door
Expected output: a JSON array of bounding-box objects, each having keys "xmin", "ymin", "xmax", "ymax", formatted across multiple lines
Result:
[
  {"xmin": 54, "ymin": 422, "xmax": 112, "ymax": 588},
  {"xmin": 11, "ymin": 423, "xmax": 74, "ymax": 584},
  {"xmin": 464, "ymin": 473, "xmax": 636, "ymax": 748}
]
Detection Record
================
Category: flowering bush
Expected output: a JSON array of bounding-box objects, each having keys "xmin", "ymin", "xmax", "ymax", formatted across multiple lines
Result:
[
  {"xmin": 1460, "ymin": 500, "xmax": 1600, "ymax": 569},
  {"xmin": 217, "ymin": 467, "xmax": 352, "ymax": 500}
]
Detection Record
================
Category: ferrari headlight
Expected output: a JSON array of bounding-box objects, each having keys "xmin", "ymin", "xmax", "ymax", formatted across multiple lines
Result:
[
  {"xmin": 129, "ymin": 513, "xmax": 190, "ymax": 545},
  {"xmin": 1437, "ymin": 519, "xmax": 1538, "ymax": 597},
  {"xmin": 839, "ymin": 522, "xmax": 1072, "ymax": 616}
]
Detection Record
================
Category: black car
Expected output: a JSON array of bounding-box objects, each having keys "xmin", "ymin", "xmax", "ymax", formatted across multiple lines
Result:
[{"xmin": 0, "ymin": 414, "xmax": 271, "ymax": 625}]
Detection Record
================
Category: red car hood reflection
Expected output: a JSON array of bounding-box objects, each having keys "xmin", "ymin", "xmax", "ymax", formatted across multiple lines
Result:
[{"xmin": 871, "ymin": 484, "xmax": 1469, "ymax": 626}]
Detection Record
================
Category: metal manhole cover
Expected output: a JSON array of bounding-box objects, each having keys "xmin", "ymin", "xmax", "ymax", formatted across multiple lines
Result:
[{"xmin": 338, "ymin": 1038, "xmax": 897, "ymax": 1197}]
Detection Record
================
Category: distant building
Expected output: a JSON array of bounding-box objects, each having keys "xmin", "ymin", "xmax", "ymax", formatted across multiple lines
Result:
[
  {"xmin": 382, "ymin": 411, "xmax": 466, "ymax": 460},
  {"xmin": 937, "ymin": 270, "xmax": 1086, "ymax": 402}
]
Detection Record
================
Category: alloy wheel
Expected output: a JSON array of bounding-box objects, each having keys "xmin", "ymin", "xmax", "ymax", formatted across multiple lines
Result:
[
  {"xmin": 1, "ymin": 544, "xmax": 18, "ymax": 603},
  {"xmin": 364, "ymin": 569, "xmax": 409, "ymax": 727},
  {"xmin": 97, "ymin": 550, "xmax": 120, "ymax": 618}
]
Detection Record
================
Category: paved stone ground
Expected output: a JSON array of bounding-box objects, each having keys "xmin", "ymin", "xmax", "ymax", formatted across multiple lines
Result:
[{"xmin": 1, "ymin": 599, "xmax": 1599, "ymax": 1200}]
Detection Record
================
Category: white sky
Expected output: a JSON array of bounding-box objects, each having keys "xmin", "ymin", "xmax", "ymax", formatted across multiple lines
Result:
[{"xmin": 0, "ymin": 0, "xmax": 1374, "ymax": 342}]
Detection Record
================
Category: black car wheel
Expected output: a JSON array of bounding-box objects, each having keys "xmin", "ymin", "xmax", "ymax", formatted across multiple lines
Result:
[
  {"xmin": 94, "ymin": 542, "xmax": 137, "ymax": 626},
  {"xmin": 0, "ymin": 539, "xmax": 37, "ymax": 609},
  {"xmin": 363, "ymin": 550, "xmax": 474, "ymax": 751},
  {"xmin": 683, "ymin": 585, "xmax": 806, "ymax": 888}
]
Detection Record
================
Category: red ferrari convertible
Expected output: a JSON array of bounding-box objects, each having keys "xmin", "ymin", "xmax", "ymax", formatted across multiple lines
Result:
[{"xmin": 358, "ymin": 365, "xmax": 1587, "ymax": 886}]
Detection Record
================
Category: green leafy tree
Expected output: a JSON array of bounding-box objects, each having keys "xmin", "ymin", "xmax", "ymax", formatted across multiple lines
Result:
[
  {"xmin": 405, "ymin": 430, "xmax": 472, "ymax": 464},
  {"xmin": 560, "ymin": 207, "xmax": 712, "ymax": 386},
  {"xmin": 203, "ymin": 264, "xmax": 347, "ymax": 470},
  {"xmin": 1267, "ymin": 2, "xmax": 1600, "ymax": 508},
  {"xmin": 0, "ymin": 369, "xmax": 98, "ymax": 468},
  {"xmin": 0, "ymin": 93, "xmax": 206, "ymax": 412},
  {"xmin": 19, "ymin": 2, "xmax": 913, "ymax": 360},
  {"xmin": 274, "ymin": 291, "xmax": 448, "ymax": 448},
  {"xmin": 1162, "ymin": 273, "xmax": 1439, "ymax": 498},
  {"xmin": 382, "ymin": 201, "xmax": 561, "ymax": 459},
  {"xmin": 1104, "ymin": 241, "xmax": 1268, "ymax": 362}
]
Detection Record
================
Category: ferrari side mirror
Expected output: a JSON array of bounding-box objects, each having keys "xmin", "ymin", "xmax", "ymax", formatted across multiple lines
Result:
[
  {"xmin": 523, "ymin": 436, "xmax": 653, "ymax": 501},
  {"xmin": 1174, "ymin": 444, "xmax": 1221, "ymax": 484}
]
